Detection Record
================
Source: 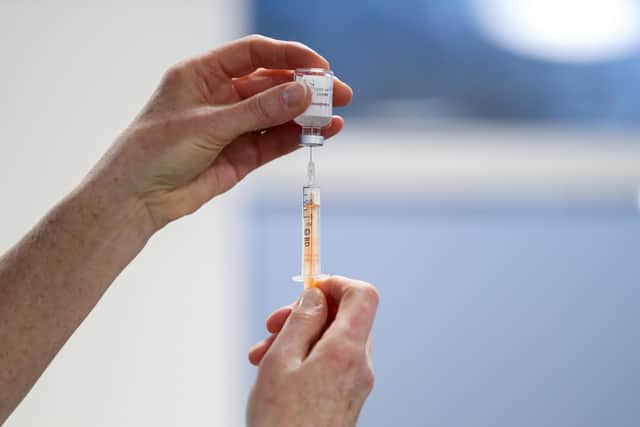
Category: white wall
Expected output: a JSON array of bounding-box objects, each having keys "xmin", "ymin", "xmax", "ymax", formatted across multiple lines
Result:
[{"xmin": 0, "ymin": 2, "xmax": 251, "ymax": 426}]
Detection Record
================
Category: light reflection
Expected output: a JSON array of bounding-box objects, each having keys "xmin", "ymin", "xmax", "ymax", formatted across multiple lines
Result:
[{"xmin": 471, "ymin": 0, "xmax": 640, "ymax": 63}]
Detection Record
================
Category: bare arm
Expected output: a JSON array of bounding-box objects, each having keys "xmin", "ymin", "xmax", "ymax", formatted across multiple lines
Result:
[
  {"xmin": 0, "ymin": 35, "xmax": 353, "ymax": 423},
  {"xmin": 0, "ymin": 175, "xmax": 153, "ymax": 421}
]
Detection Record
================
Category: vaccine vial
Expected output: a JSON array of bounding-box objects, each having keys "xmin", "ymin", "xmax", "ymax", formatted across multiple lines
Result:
[{"xmin": 294, "ymin": 68, "xmax": 334, "ymax": 147}]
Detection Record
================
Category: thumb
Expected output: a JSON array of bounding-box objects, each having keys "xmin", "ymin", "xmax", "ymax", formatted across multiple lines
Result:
[
  {"xmin": 218, "ymin": 81, "xmax": 310, "ymax": 139},
  {"xmin": 268, "ymin": 287, "xmax": 328, "ymax": 363}
]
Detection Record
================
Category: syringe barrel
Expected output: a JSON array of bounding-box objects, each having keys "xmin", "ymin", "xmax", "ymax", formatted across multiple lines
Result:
[{"xmin": 301, "ymin": 185, "xmax": 321, "ymax": 279}]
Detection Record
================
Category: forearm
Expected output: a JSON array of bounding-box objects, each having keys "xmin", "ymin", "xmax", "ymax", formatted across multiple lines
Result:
[{"xmin": 0, "ymin": 176, "xmax": 155, "ymax": 423}]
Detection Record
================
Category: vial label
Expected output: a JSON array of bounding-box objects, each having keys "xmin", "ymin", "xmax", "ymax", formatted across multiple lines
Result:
[{"xmin": 295, "ymin": 72, "xmax": 333, "ymax": 125}]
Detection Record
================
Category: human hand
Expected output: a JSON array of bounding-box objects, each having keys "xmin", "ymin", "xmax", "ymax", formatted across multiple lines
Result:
[
  {"xmin": 87, "ymin": 35, "xmax": 352, "ymax": 230},
  {"xmin": 246, "ymin": 277, "xmax": 380, "ymax": 427}
]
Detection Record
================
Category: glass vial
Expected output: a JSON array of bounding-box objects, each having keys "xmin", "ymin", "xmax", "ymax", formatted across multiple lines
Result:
[{"xmin": 294, "ymin": 68, "xmax": 334, "ymax": 147}]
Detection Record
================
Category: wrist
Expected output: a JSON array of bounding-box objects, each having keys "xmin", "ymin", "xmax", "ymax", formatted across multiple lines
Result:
[{"xmin": 59, "ymin": 172, "xmax": 157, "ymax": 271}]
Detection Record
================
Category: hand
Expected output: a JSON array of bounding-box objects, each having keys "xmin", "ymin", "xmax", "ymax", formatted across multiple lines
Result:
[
  {"xmin": 88, "ymin": 35, "xmax": 352, "ymax": 230},
  {"xmin": 247, "ymin": 277, "xmax": 380, "ymax": 427}
]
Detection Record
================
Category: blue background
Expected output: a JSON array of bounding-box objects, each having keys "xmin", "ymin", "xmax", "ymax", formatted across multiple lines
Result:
[
  {"xmin": 250, "ymin": 203, "xmax": 640, "ymax": 426},
  {"xmin": 250, "ymin": 1, "xmax": 640, "ymax": 425},
  {"xmin": 253, "ymin": 0, "xmax": 640, "ymax": 127}
]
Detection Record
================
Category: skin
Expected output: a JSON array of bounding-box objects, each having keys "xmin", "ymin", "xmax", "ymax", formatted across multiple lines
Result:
[
  {"xmin": 247, "ymin": 277, "xmax": 379, "ymax": 427},
  {"xmin": 0, "ymin": 34, "xmax": 379, "ymax": 426}
]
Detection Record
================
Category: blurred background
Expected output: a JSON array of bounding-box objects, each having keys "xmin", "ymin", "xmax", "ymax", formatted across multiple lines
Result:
[{"xmin": 2, "ymin": 1, "xmax": 640, "ymax": 426}]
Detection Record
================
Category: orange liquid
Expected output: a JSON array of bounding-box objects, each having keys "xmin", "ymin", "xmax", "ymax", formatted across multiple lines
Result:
[{"xmin": 302, "ymin": 188, "xmax": 320, "ymax": 288}]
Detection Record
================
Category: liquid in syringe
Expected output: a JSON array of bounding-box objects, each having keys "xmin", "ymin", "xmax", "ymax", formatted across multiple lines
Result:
[{"xmin": 293, "ymin": 148, "xmax": 327, "ymax": 288}]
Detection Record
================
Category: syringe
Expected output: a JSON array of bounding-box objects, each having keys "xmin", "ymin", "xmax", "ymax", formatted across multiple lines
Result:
[
  {"xmin": 293, "ymin": 147, "xmax": 327, "ymax": 288},
  {"xmin": 291, "ymin": 68, "xmax": 333, "ymax": 288}
]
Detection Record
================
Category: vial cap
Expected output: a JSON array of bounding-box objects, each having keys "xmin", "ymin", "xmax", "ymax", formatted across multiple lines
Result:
[{"xmin": 300, "ymin": 134, "xmax": 325, "ymax": 147}]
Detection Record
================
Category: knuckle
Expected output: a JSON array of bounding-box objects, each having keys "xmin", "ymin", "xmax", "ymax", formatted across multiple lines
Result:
[
  {"xmin": 362, "ymin": 283, "xmax": 380, "ymax": 306},
  {"xmin": 352, "ymin": 282, "xmax": 380, "ymax": 307},
  {"xmin": 323, "ymin": 341, "xmax": 362, "ymax": 373},
  {"xmin": 289, "ymin": 308, "xmax": 317, "ymax": 324},
  {"xmin": 291, "ymin": 40, "xmax": 312, "ymax": 51},
  {"xmin": 163, "ymin": 62, "xmax": 190, "ymax": 84},
  {"xmin": 360, "ymin": 367, "xmax": 375, "ymax": 392},
  {"xmin": 247, "ymin": 94, "xmax": 275, "ymax": 123},
  {"xmin": 244, "ymin": 34, "xmax": 270, "ymax": 44}
]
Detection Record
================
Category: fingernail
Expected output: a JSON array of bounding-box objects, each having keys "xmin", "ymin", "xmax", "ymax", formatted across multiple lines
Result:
[
  {"xmin": 282, "ymin": 82, "xmax": 307, "ymax": 108},
  {"xmin": 297, "ymin": 288, "xmax": 323, "ymax": 312}
]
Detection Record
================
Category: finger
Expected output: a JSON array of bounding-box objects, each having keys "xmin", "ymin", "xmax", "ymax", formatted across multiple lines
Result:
[
  {"xmin": 216, "ymin": 81, "xmax": 311, "ymax": 139},
  {"xmin": 205, "ymin": 116, "xmax": 343, "ymax": 194},
  {"xmin": 266, "ymin": 305, "xmax": 294, "ymax": 334},
  {"xmin": 366, "ymin": 335, "xmax": 373, "ymax": 370},
  {"xmin": 315, "ymin": 276, "xmax": 380, "ymax": 345},
  {"xmin": 182, "ymin": 116, "xmax": 344, "ymax": 208},
  {"xmin": 267, "ymin": 287, "xmax": 328, "ymax": 363},
  {"xmin": 218, "ymin": 116, "xmax": 343, "ymax": 178},
  {"xmin": 248, "ymin": 334, "xmax": 277, "ymax": 366},
  {"xmin": 234, "ymin": 69, "xmax": 353, "ymax": 107},
  {"xmin": 200, "ymin": 35, "xmax": 329, "ymax": 79}
]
